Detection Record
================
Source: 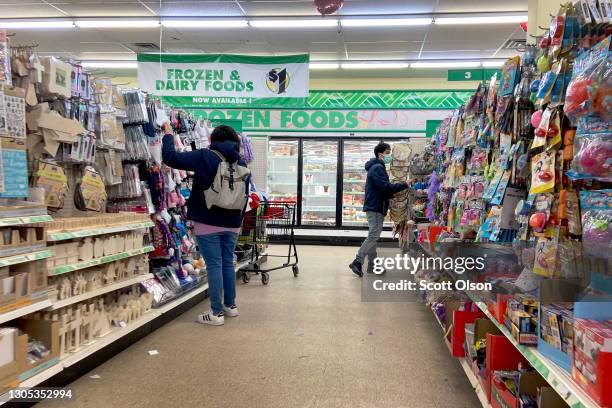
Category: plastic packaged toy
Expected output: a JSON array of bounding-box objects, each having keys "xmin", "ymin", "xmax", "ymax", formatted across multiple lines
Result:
[
  {"xmin": 579, "ymin": 189, "xmax": 611, "ymax": 258},
  {"xmin": 530, "ymin": 151, "xmax": 555, "ymax": 194}
]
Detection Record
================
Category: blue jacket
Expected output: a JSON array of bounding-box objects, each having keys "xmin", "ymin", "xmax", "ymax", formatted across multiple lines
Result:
[
  {"xmin": 162, "ymin": 134, "xmax": 249, "ymax": 228},
  {"xmin": 363, "ymin": 158, "xmax": 408, "ymax": 215}
]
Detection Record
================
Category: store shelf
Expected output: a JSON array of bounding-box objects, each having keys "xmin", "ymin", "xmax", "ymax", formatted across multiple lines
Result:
[
  {"xmin": 0, "ymin": 214, "xmax": 52, "ymax": 227},
  {"xmin": 61, "ymin": 311, "xmax": 161, "ymax": 367},
  {"xmin": 0, "ymin": 299, "xmax": 53, "ymax": 325},
  {"xmin": 156, "ymin": 282, "xmax": 209, "ymax": 314},
  {"xmin": 464, "ymin": 291, "xmax": 601, "ymax": 408},
  {"xmin": 458, "ymin": 357, "xmax": 492, "ymax": 408},
  {"xmin": 0, "ymin": 249, "xmax": 53, "ymax": 268},
  {"xmin": 49, "ymin": 246, "xmax": 155, "ymax": 276},
  {"xmin": 48, "ymin": 274, "xmax": 155, "ymax": 310},
  {"xmin": 302, "ymin": 206, "xmax": 336, "ymax": 211},
  {"xmin": 47, "ymin": 221, "xmax": 154, "ymax": 242}
]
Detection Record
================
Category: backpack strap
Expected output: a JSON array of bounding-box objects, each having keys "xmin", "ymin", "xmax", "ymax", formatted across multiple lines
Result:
[{"xmin": 210, "ymin": 149, "xmax": 226, "ymax": 162}]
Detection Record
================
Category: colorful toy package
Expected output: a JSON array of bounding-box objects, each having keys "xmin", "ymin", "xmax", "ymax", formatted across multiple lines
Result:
[{"xmin": 579, "ymin": 189, "xmax": 611, "ymax": 258}]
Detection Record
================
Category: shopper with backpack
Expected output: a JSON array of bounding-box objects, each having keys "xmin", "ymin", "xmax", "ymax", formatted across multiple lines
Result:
[
  {"xmin": 162, "ymin": 123, "xmax": 250, "ymax": 326},
  {"xmin": 349, "ymin": 142, "xmax": 408, "ymax": 277}
]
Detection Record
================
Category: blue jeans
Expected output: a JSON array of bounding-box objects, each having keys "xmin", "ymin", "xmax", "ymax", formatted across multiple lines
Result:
[{"xmin": 196, "ymin": 232, "xmax": 238, "ymax": 315}]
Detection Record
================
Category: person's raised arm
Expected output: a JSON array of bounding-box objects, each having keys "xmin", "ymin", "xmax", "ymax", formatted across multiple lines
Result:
[
  {"xmin": 161, "ymin": 123, "xmax": 203, "ymax": 171},
  {"xmin": 370, "ymin": 164, "xmax": 408, "ymax": 194}
]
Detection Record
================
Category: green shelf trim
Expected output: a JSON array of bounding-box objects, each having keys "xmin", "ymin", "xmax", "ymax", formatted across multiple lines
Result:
[
  {"xmin": 465, "ymin": 293, "xmax": 590, "ymax": 408},
  {"xmin": 50, "ymin": 246, "xmax": 155, "ymax": 276},
  {"xmin": 0, "ymin": 249, "xmax": 53, "ymax": 268},
  {"xmin": 0, "ymin": 215, "xmax": 52, "ymax": 226},
  {"xmin": 48, "ymin": 221, "xmax": 154, "ymax": 242}
]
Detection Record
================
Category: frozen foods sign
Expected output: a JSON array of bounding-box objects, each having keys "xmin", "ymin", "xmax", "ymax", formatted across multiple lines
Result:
[
  {"xmin": 137, "ymin": 54, "xmax": 309, "ymax": 107},
  {"xmin": 191, "ymin": 109, "xmax": 453, "ymax": 134}
]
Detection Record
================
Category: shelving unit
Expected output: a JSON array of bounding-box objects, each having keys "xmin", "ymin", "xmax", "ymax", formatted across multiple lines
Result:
[
  {"xmin": 48, "ymin": 273, "xmax": 155, "ymax": 310},
  {"xmin": 49, "ymin": 246, "xmax": 155, "ymax": 276},
  {"xmin": 416, "ymin": 241, "xmax": 602, "ymax": 408},
  {"xmin": 0, "ymin": 249, "xmax": 53, "ymax": 268},
  {"xmin": 464, "ymin": 291, "xmax": 601, "ymax": 408},
  {"xmin": 0, "ymin": 300, "xmax": 53, "ymax": 325},
  {"xmin": 0, "ymin": 258, "xmax": 258, "ymax": 404},
  {"xmin": 0, "ymin": 215, "xmax": 52, "ymax": 227},
  {"xmin": 47, "ymin": 221, "xmax": 155, "ymax": 242}
]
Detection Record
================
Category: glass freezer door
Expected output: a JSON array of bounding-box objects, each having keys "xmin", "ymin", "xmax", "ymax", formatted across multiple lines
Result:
[
  {"xmin": 301, "ymin": 140, "xmax": 338, "ymax": 226},
  {"xmin": 342, "ymin": 140, "xmax": 378, "ymax": 227},
  {"xmin": 267, "ymin": 140, "xmax": 298, "ymax": 202},
  {"xmin": 342, "ymin": 139, "xmax": 407, "ymax": 228}
]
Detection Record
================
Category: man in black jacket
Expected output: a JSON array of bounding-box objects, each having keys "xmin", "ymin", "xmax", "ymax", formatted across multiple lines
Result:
[{"xmin": 349, "ymin": 142, "xmax": 408, "ymax": 277}]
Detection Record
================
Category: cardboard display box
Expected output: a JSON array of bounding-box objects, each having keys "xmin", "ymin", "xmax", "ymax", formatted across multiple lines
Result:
[
  {"xmin": 491, "ymin": 371, "xmax": 549, "ymax": 408},
  {"xmin": 572, "ymin": 318, "xmax": 612, "ymax": 407},
  {"xmin": 0, "ymin": 328, "xmax": 19, "ymax": 394},
  {"xmin": 13, "ymin": 318, "xmax": 60, "ymax": 381}
]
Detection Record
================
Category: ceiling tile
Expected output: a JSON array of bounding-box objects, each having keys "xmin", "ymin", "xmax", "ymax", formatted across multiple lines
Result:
[
  {"xmin": 347, "ymin": 51, "xmax": 420, "ymax": 60},
  {"xmin": 338, "ymin": 0, "xmax": 436, "ymax": 15},
  {"xmin": 435, "ymin": 0, "xmax": 528, "ymax": 13},
  {"xmin": 346, "ymin": 41, "xmax": 422, "ymax": 53},
  {"xmin": 424, "ymin": 39, "xmax": 505, "ymax": 52},
  {"xmin": 144, "ymin": 0, "xmax": 245, "ymax": 17},
  {"xmin": 0, "ymin": 3, "xmax": 65, "ymax": 18},
  {"xmin": 419, "ymin": 50, "xmax": 498, "ymax": 59},
  {"xmin": 51, "ymin": 2, "xmax": 153, "ymax": 16},
  {"xmin": 340, "ymin": 26, "xmax": 427, "ymax": 43},
  {"xmin": 240, "ymin": 0, "xmax": 320, "ymax": 16},
  {"xmin": 426, "ymin": 24, "xmax": 516, "ymax": 42}
]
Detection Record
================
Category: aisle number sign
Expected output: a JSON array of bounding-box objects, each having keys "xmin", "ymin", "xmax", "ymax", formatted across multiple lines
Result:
[
  {"xmin": 137, "ymin": 54, "xmax": 310, "ymax": 107},
  {"xmin": 448, "ymin": 68, "xmax": 502, "ymax": 82}
]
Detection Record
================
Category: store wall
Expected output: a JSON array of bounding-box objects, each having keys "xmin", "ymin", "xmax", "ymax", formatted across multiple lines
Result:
[
  {"xmin": 309, "ymin": 77, "xmax": 480, "ymax": 91},
  {"xmin": 111, "ymin": 75, "xmax": 480, "ymax": 92}
]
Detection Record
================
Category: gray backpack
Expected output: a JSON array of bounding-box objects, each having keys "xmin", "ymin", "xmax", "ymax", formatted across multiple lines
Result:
[{"xmin": 203, "ymin": 150, "xmax": 250, "ymax": 210}]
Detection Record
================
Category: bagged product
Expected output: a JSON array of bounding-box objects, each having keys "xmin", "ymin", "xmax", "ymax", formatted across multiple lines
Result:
[{"xmin": 40, "ymin": 57, "xmax": 72, "ymax": 98}]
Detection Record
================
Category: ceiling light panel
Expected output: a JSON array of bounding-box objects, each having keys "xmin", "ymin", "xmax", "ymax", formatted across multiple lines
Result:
[
  {"xmin": 435, "ymin": 15, "xmax": 527, "ymax": 25},
  {"xmin": 81, "ymin": 61, "xmax": 138, "ymax": 69},
  {"xmin": 0, "ymin": 20, "xmax": 74, "ymax": 29},
  {"xmin": 250, "ymin": 19, "xmax": 338, "ymax": 28},
  {"xmin": 310, "ymin": 63, "xmax": 340, "ymax": 69},
  {"xmin": 411, "ymin": 61, "xmax": 481, "ymax": 68},
  {"xmin": 341, "ymin": 62, "xmax": 409, "ymax": 69},
  {"xmin": 75, "ymin": 20, "xmax": 160, "ymax": 28},
  {"xmin": 341, "ymin": 18, "xmax": 431, "ymax": 27},
  {"xmin": 161, "ymin": 20, "xmax": 248, "ymax": 28},
  {"xmin": 482, "ymin": 60, "xmax": 505, "ymax": 67}
]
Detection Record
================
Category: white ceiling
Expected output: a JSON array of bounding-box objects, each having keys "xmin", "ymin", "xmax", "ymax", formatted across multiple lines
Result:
[{"xmin": 1, "ymin": 0, "xmax": 528, "ymax": 77}]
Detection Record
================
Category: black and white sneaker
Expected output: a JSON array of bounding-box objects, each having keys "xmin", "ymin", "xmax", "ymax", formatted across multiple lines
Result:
[
  {"xmin": 349, "ymin": 260, "xmax": 363, "ymax": 277},
  {"xmin": 196, "ymin": 310, "xmax": 224, "ymax": 326},
  {"xmin": 223, "ymin": 305, "xmax": 239, "ymax": 317}
]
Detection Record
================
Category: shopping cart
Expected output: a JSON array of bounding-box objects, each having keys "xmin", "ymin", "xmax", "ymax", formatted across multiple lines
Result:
[{"xmin": 238, "ymin": 200, "xmax": 299, "ymax": 285}]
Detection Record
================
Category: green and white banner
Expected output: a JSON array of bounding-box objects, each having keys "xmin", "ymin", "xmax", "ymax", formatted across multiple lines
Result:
[{"xmin": 137, "ymin": 53, "xmax": 310, "ymax": 106}]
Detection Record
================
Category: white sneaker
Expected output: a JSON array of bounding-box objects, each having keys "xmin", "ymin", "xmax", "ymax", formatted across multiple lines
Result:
[
  {"xmin": 196, "ymin": 310, "xmax": 224, "ymax": 326},
  {"xmin": 223, "ymin": 305, "xmax": 239, "ymax": 317}
]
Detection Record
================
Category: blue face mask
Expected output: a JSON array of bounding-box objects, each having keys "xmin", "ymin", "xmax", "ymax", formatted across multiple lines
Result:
[{"xmin": 383, "ymin": 155, "xmax": 392, "ymax": 164}]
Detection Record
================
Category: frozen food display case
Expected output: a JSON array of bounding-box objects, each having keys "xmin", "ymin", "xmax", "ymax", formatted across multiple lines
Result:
[
  {"xmin": 267, "ymin": 140, "xmax": 299, "ymax": 202},
  {"xmin": 301, "ymin": 140, "xmax": 338, "ymax": 226},
  {"xmin": 267, "ymin": 137, "xmax": 415, "ymax": 229}
]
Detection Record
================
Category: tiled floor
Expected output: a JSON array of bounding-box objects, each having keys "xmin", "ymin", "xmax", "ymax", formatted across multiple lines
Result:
[{"xmin": 40, "ymin": 245, "xmax": 479, "ymax": 408}]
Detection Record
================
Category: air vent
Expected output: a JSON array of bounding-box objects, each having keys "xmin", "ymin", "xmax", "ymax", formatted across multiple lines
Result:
[
  {"xmin": 503, "ymin": 38, "xmax": 526, "ymax": 49},
  {"xmin": 124, "ymin": 42, "xmax": 163, "ymax": 53}
]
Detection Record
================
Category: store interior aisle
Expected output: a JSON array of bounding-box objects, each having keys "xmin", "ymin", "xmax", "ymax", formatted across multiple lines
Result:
[{"xmin": 39, "ymin": 246, "xmax": 479, "ymax": 408}]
